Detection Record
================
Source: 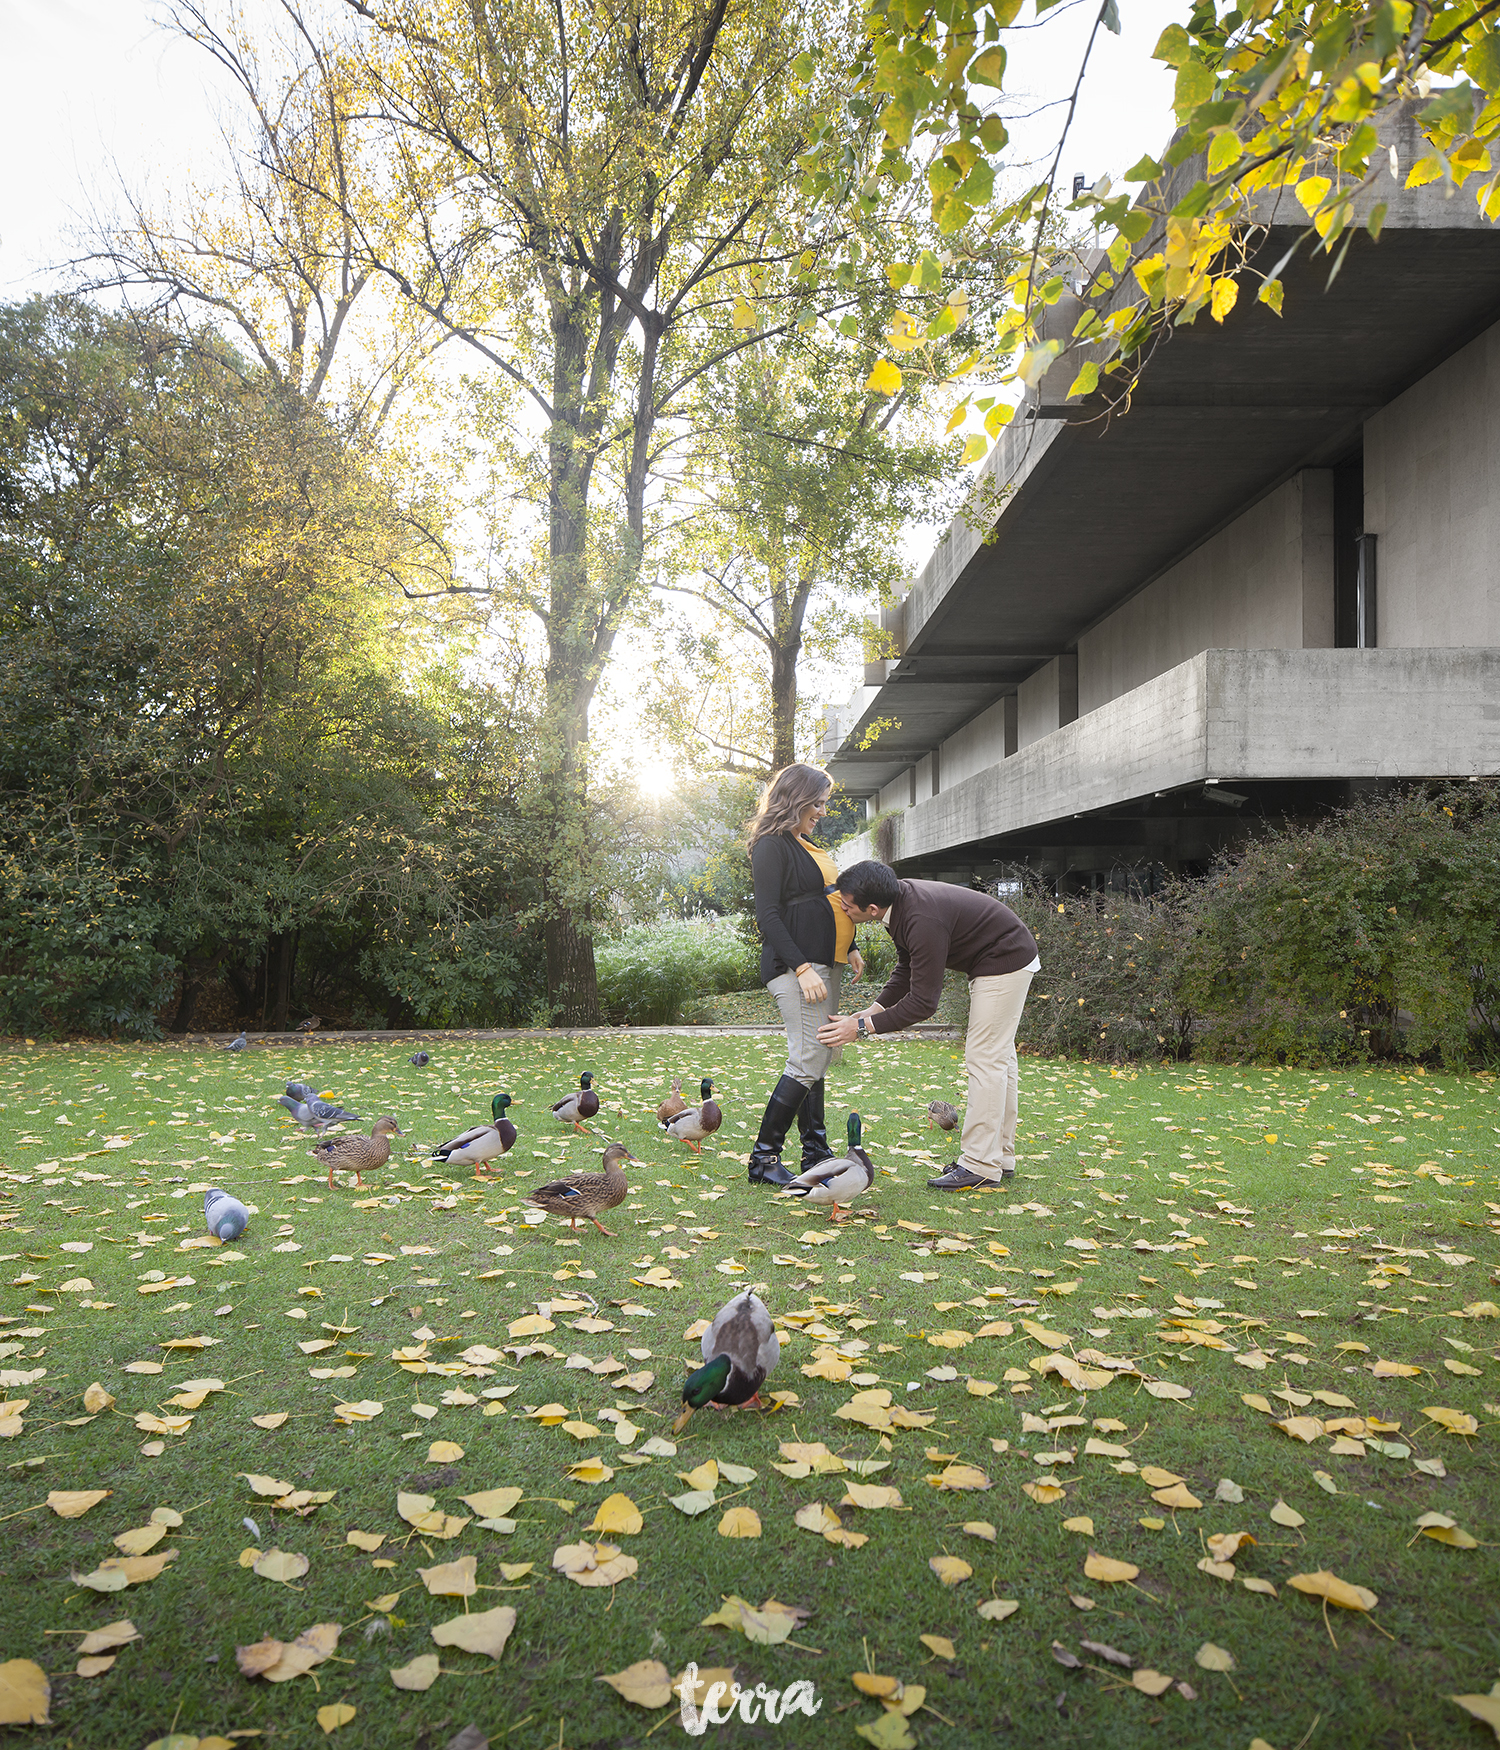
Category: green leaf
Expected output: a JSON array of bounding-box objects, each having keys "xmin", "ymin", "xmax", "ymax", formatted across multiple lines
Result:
[
  {"xmin": 1124, "ymin": 154, "xmax": 1163, "ymax": 182},
  {"xmin": 960, "ymin": 433, "xmax": 989, "ymax": 464},
  {"xmin": 1465, "ymin": 33, "xmax": 1500, "ymax": 96},
  {"xmin": 885, "ymin": 262, "xmax": 915, "ymax": 290},
  {"xmin": 1066, "ymin": 360, "xmax": 1100, "ymax": 398},
  {"xmin": 1207, "ymin": 130, "xmax": 1243, "ymax": 177},
  {"xmin": 1367, "ymin": 200, "xmax": 1388, "ymax": 241},
  {"xmin": 1153, "ymin": 23, "xmax": 1191, "ymax": 65},
  {"xmin": 1173, "ymin": 59, "xmax": 1216, "ymax": 118},
  {"xmin": 970, "ymin": 46, "xmax": 1007, "ymax": 88},
  {"xmin": 1257, "ymin": 278, "xmax": 1284, "ymax": 317},
  {"xmin": 1100, "ymin": 0, "xmax": 1121, "ymax": 35},
  {"xmin": 982, "ymin": 401, "xmax": 1015, "ymax": 435},
  {"xmin": 791, "ymin": 51, "xmax": 817, "ymax": 81},
  {"xmin": 1405, "ymin": 154, "xmax": 1446, "ymax": 189}
]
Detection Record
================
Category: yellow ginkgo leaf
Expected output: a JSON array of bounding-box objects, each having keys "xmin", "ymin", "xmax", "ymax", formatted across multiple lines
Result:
[
  {"xmin": 1269, "ymin": 1500, "xmax": 1305, "ymax": 1528},
  {"xmin": 926, "ymin": 1464, "xmax": 990, "ymax": 1492},
  {"xmin": 794, "ymin": 1502, "xmax": 841, "ymax": 1536},
  {"xmin": 1151, "ymin": 1483, "xmax": 1203, "ymax": 1511},
  {"xmin": 929, "ymin": 1555, "xmax": 972, "ymax": 1587},
  {"xmin": 717, "ymin": 1507, "xmax": 762, "ymax": 1539},
  {"xmin": 842, "ymin": 1483, "xmax": 903, "ymax": 1510},
  {"xmin": 679, "ymin": 1459, "xmax": 719, "ymax": 1492},
  {"xmin": 978, "ymin": 1599, "xmax": 1019, "ymax": 1621},
  {"xmin": 919, "ymin": 1633, "xmax": 957, "ymax": 1660},
  {"xmin": 1132, "ymin": 1668, "xmax": 1175, "ymax": 1696},
  {"xmin": 1423, "ymin": 1406, "xmax": 1480, "ymax": 1436},
  {"xmin": 597, "ymin": 1659, "xmax": 674, "ymax": 1709},
  {"xmin": 252, "ymin": 1411, "xmax": 290, "ymax": 1430},
  {"xmin": 1287, "ymin": 1570, "xmax": 1378, "ymax": 1611},
  {"xmin": 568, "ymin": 1458, "xmax": 614, "ymax": 1485},
  {"xmin": 1022, "ymin": 1481, "xmax": 1065, "ymax": 1505},
  {"xmin": 588, "ymin": 1493, "xmax": 643, "ymax": 1537},
  {"xmin": 0, "ymin": 1660, "xmax": 50, "ymax": 1726},
  {"xmin": 389, "ymin": 1653, "xmax": 441, "ymax": 1691},
  {"xmin": 426, "ymin": 1441, "xmax": 464, "ymax": 1463},
  {"xmin": 77, "ymin": 1621, "xmax": 138, "ymax": 1656},
  {"xmin": 852, "ymin": 1671, "xmax": 901, "ymax": 1698},
  {"xmin": 459, "ymin": 1487, "xmax": 524, "ymax": 1519},
  {"xmin": 1137, "ymin": 1466, "xmax": 1183, "ymax": 1488},
  {"xmin": 253, "ymin": 1549, "xmax": 309, "ymax": 1585},
  {"xmin": 317, "ymin": 1702, "xmax": 356, "ymax": 1734},
  {"xmin": 1082, "ymin": 1553, "xmax": 1139, "ymax": 1584},
  {"xmin": 346, "ymin": 1531, "xmax": 384, "ymax": 1552},
  {"xmin": 112, "ymin": 1524, "xmax": 166, "ymax": 1557},
  {"xmin": 1062, "ymin": 1517, "xmax": 1094, "ymax": 1537},
  {"xmin": 47, "ymin": 1489, "xmax": 111, "ymax": 1519},
  {"xmin": 419, "ymin": 1556, "xmax": 477, "ymax": 1597},
  {"xmin": 1242, "ymin": 1575, "xmax": 1279, "ymax": 1597},
  {"xmin": 1195, "ymin": 1643, "xmax": 1236, "ymax": 1672},
  {"xmin": 963, "ymin": 1521, "xmax": 996, "ymax": 1541},
  {"xmin": 430, "ymin": 1606, "xmax": 516, "ymax": 1659},
  {"xmin": 1450, "ymin": 1683, "xmax": 1500, "ymax": 1741},
  {"xmin": 82, "ymin": 1383, "xmax": 114, "ymax": 1414},
  {"xmin": 1207, "ymin": 1532, "xmax": 1257, "ymax": 1561}
]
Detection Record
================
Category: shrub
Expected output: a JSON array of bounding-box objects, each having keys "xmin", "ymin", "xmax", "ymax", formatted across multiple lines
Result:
[{"xmin": 596, "ymin": 918, "xmax": 759, "ymax": 1025}]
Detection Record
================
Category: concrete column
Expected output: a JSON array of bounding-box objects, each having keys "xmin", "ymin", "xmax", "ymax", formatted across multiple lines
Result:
[
  {"xmin": 1003, "ymin": 694, "xmax": 1018, "ymax": 758},
  {"xmin": 1298, "ymin": 468, "xmax": 1336, "ymax": 648},
  {"xmin": 1018, "ymin": 654, "xmax": 1080, "ymax": 749}
]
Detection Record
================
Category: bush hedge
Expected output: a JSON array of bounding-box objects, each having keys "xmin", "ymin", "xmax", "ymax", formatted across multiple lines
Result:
[
  {"xmin": 595, "ymin": 918, "xmax": 759, "ymax": 1025},
  {"xmin": 1013, "ymin": 782, "xmax": 1500, "ymax": 1069}
]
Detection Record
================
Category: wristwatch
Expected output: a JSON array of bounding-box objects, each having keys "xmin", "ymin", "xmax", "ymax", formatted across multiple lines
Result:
[{"xmin": 856, "ymin": 1016, "xmax": 868, "ymax": 1039}]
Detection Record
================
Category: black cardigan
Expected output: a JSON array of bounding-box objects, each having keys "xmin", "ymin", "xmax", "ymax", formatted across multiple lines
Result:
[{"xmin": 750, "ymin": 833, "xmax": 837, "ymax": 983}]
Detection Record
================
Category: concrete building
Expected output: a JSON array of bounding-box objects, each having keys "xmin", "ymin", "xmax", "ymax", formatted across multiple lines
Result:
[{"xmin": 822, "ymin": 106, "xmax": 1500, "ymax": 890}]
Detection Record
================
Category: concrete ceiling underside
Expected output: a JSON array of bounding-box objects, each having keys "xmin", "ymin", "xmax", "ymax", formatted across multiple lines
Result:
[{"xmin": 829, "ymin": 222, "xmax": 1500, "ymax": 794}]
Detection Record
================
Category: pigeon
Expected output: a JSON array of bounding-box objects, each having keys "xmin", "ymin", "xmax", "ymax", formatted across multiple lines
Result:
[
  {"xmin": 409, "ymin": 1051, "xmax": 430, "ymax": 1067},
  {"xmin": 204, "ymin": 1186, "xmax": 250, "ymax": 1241},
  {"xmin": 225, "ymin": 1032, "xmax": 247, "ymax": 1052},
  {"xmin": 296, "ymin": 1014, "xmax": 322, "ymax": 1032},
  {"xmin": 281, "ymin": 1082, "xmax": 361, "ymax": 1129}
]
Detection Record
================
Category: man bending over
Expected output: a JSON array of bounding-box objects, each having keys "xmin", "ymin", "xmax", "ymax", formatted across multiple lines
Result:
[{"xmin": 816, "ymin": 860, "xmax": 1040, "ymax": 1189}]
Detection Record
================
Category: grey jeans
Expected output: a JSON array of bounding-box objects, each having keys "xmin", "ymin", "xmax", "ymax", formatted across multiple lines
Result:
[{"xmin": 766, "ymin": 962, "xmax": 845, "ymax": 1086}]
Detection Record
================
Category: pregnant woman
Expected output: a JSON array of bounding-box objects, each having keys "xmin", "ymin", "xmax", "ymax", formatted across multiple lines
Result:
[{"xmin": 746, "ymin": 764, "xmax": 862, "ymax": 1187}]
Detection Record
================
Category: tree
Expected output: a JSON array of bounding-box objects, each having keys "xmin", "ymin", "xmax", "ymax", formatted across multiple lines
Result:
[
  {"xmin": 795, "ymin": 0, "xmax": 1500, "ymax": 461},
  {"xmin": 647, "ymin": 323, "xmax": 957, "ymax": 776},
  {"xmin": 298, "ymin": 0, "xmax": 877, "ymax": 1021}
]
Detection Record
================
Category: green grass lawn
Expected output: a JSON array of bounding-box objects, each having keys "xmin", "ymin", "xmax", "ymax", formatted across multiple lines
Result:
[{"xmin": 0, "ymin": 1035, "xmax": 1496, "ymax": 1750}]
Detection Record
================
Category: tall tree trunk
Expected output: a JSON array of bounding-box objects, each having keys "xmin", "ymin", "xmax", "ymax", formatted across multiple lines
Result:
[
  {"xmin": 770, "ymin": 638, "xmax": 800, "ymax": 773},
  {"xmin": 267, "ymin": 932, "xmax": 294, "ymax": 1031},
  {"xmin": 171, "ymin": 974, "xmax": 202, "ymax": 1035},
  {"xmin": 544, "ymin": 905, "xmax": 600, "ymax": 1027}
]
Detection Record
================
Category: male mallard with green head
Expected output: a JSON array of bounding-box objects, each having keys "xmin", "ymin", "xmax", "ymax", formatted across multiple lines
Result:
[
  {"xmin": 662, "ymin": 1077, "xmax": 722, "ymax": 1154},
  {"xmin": 779, "ymin": 1112, "xmax": 873, "ymax": 1222},
  {"xmin": 674, "ymin": 1289, "xmax": 780, "ymax": 1433},
  {"xmin": 432, "ymin": 1093, "xmax": 517, "ymax": 1177},
  {"xmin": 525, "ymin": 1141, "xmax": 632, "ymax": 1235},
  {"xmin": 314, "ymin": 1116, "xmax": 402, "ymax": 1191},
  {"xmin": 551, "ymin": 1071, "xmax": 600, "ymax": 1133}
]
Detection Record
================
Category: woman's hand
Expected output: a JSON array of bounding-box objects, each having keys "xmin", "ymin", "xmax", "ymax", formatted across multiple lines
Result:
[
  {"xmin": 795, "ymin": 964, "xmax": 828, "ymax": 1003},
  {"xmin": 848, "ymin": 947, "xmax": 864, "ymax": 983}
]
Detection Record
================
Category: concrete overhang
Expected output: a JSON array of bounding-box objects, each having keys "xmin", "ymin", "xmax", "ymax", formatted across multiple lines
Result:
[
  {"xmin": 827, "ymin": 106, "xmax": 1500, "ymax": 792},
  {"xmin": 874, "ymin": 647, "xmax": 1500, "ymax": 866}
]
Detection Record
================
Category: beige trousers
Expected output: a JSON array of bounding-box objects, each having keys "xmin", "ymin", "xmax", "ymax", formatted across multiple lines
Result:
[{"xmin": 957, "ymin": 967, "xmax": 1036, "ymax": 1182}]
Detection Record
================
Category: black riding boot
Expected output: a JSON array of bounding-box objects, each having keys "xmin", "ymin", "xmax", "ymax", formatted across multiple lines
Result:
[
  {"xmin": 747, "ymin": 1076, "xmax": 807, "ymax": 1187},
  {"xmin": 796, "ymin": 1077, "xmax": 834, "ymax": 1171}
]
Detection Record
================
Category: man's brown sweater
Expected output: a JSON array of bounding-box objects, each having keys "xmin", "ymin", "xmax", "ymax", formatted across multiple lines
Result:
[{"xmin": 870, "ymin": 880, "xmax": 1039, "ymax": 1034}]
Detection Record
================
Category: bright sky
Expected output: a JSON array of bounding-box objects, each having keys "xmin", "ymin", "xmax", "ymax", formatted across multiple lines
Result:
[{"xmin": 3, "ymin": 0, "xmax": 1183, "ymax": 785}]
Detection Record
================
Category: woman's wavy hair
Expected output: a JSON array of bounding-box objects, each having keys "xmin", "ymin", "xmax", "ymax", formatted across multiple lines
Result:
[{"xmin": 746, "ymin": 763, "xmax": 833, "ymax": 849}]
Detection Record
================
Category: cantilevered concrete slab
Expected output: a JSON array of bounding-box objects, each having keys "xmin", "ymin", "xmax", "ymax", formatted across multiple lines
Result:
[{"xmin": 828, "ymin": 106, "xmax": 1500, "ymax": 795}]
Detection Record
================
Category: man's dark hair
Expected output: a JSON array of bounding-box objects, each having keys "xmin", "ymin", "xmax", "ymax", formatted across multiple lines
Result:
[{"xmin": 836, "ymin": 859, "xmax": 901, "ymax": 910}]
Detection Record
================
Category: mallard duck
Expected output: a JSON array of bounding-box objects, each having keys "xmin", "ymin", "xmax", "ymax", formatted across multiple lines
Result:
[
  {"xmin": 656, "ymin": 1076, "xmax": 688, "ymax": 1127},
  {"xmin": 313, "ymin": 1115, "xmax": 402, "ymax": 1190},
  {"xmin": 927, "ymin": 1099, "xmax": 961, "ymax": 1132},
  {"xmin": 779, "ymin": 1112, "xmax": 873, "ymax": 1221},
  {"xmin": 673, "ymin": 1289, "xmax": 780, "ymax": 1433},
  {"xmin": 551, "ymin": 1071, "xmax": 600, "ymax": 1133},
  {"xmin": 663, "ymin": 1078, "xmax": 722, "ymax": 1154},
  {"xmin": 525, "ymin": 1142, "xmax": 632, "ymax": 1235},
  {"xmin": 296, "ymin": 1014, "xmax": 322, "ymax": 1032},
  {"xmin": 432, "ymin": 1094, "xmax": 517, "ymax": 1177}
]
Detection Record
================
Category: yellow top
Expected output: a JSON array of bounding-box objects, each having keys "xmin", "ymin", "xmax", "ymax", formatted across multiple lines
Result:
[{"xmin": 797, "ymin": 836, "xmax": 855, "ymax": 965}]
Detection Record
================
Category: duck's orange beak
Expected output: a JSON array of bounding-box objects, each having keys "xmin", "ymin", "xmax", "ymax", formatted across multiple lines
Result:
[{"xmin": 671, "ymin": 1404, "xmax": 695, "ymax": 1435}]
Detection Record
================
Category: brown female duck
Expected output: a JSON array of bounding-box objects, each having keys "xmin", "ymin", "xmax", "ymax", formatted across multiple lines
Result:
[
  {"xmin": 526, "ymin": 1142, "xmax": 633, "ymax": 1235},
  {"xmin": 314, "ymin": 1116, "xmax": 402, "ymax": 1190}
]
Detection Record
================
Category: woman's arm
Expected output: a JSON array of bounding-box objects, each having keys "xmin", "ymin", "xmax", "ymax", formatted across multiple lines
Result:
[{"xmin": 751, "ymin": 837, "xmax": 814, "ymax": 973}]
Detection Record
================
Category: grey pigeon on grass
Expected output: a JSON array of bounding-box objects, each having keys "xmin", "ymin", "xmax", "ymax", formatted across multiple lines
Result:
[
  {"xmin": 409, "ymin": 1051, "xmax": 430, "ymax": 1067},
  {"xmin": 281, "ymin": 1081, "xmax": 361, "ymax": 1128},
  {"xmin": 204, "ymin": 1187, "xmax": 249, "ymax": 1241},
  {"xmin": 225, "ymin": 1032, "xmax": 247, "ymax": 1051}
]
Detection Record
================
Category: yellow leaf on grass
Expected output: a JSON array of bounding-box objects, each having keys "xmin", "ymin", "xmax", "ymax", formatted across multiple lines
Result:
[
  {"xmin": 794, "ymin": 1502, "xmax": 842, "ymax": 1536},
  {"xmin": 113, "ymin": 1524, "xmax": 167, "ymax": 1556},
  {"xmin": 431, "ymin": 1605, "xmax": 516, "ymax": 1659},
  {"xmin": 508, "ymin": 1314, "xmax": 555, "ymax": 1337},
  {"xmin": 76, "ymin": 1550, "xmax": 178, "ymax": 1591},
  {"xmin": 1022, "ymin": 1481, "xmax": 1065, "ymax": 1505},
  {"xmin": 253, "ymin": 1549, "xmax": 309, "ymax": 1585},
  {"xmin": 82, "ymin": 1383, "xmax": 114, "ymax": 1414},
  {"xmin": 47, "ymin": 1489, "xmax": 111, "ymax": 1519},
  {"xmin": 1270, "ymin": 1500, "xmax": 1305, "ymax": 1528},
  {"xmin": 460, "ymin": 1487, "xmax": 523, "ymax": 1519},
  {"xmin": 929, "ymin": 1556, "xmax": 972, "ymax": 1586},
  {"xmin": 77, "ymin": 1621, "xmax": 139, "ymax": 1656},
  {"xmin": 1242, "ymin": 1576, "xmax": 1278, "ymax": 1597},
  {"xmin": 852, "ymin": 1671, "xmax": 901, "ymax": 1697},
  {"xmin": 843, "ymin": 1482, "xmax": 903, "ymax": 1511},
  {"xmin": 1288, "ymin": 1570, "xmax": 1377, "ymax": 1610},
  {"xmin": 1196, "ymin": 1642, "xmax": 1236, "ymax": 1672},
  {"xmin": 390, "ymin": 1653, "xmax": 441, "ymax": 1691},
  {"xmin": 920, "ymin": 1633, "xmax": 957, "ymax": 1660},
  {"xmin": 1423, "ymin": 1406, "xmax": 1479, "ymax": 1436},
  {"xmin": 426, "ymin": 1441, "xmax": 464, "ymax": 1463},
  {"xmin": 978, "ymin": 1598, "xmax": 1020, "ymax": 1621},
  {"xmin": 419, "ymin": 1556, "xmax": 477, "ymax": 1597},
  {"xmin": 75, "ymin": 1655, "xmax": 115, "ymax": 1678},
  {"xmin": 597, "ymin": 1659, "xmax": 675, "ymax": 1709},
  {"xmin": 1132, "ymin": 1668, "xmax": 1175, "ymax": 1696},
  {"xmin": 1138, "ymin": 1467, "xmax": 1183, "ymax": 1488},
  {"xmin": 1207, "ymin": 1532, "xmax": 1257, "ymax": 1561},
  {"xmin": 1062, "ymin": 1516, "xmax": 1095, "ymax": 1536},
  {"xmin": 926, "ymin": 1464, "xmax": 990, "ymax": 1492},
  {"xmin": 1274, "ymin": 1416, "xmax": 1326, "ymax": 1444},
  {"xmin": 1450, "ymin": 1685, "xmax": 1500, "ymax": 1740},
  {"xmin": 1371, "ymin": 1358, "xmax": 1421, "ymax": 1377},
  {"xmin": 554, "ymin": 1540, "xmax": 639, "ymax": 1587},
  {"xmin": 346, "ymin": 1530, "xmax": 384, "ymax": 1552},
  {"xmin": 680, "ymin": 1459, "xmax": 719, "ymax": 1492},
  {"xmin": 1151, "ymin": 1483, "xmax": 1202, "ymax": 1511},
  {"xmin": 718, "ymin": 1507, "xmax": 762, "ymax": 1538},
  {"xmin": 1143, "ymin": 1380, "xmax": 1192, "ymax": 1401},
  {"xmin": 801, "ymin": 1353, "xmax": 853, "ymax": 1381},
  {"xmin": 0, "ymin": 1660, "xmax": 50, "ymax": 1726},
  {"xmin": 252, "ymin": 1412, "xmax": 290, "ymax": 1430},
  {"xmin": 964, "ymin": 1520, "xmax": 997, "ymax": 1541},
  {"xmin": 318, "ymin": 1703, "xmax": 356, "ymax": 1733},
  {"xmin": 332, "ymin": 1400, "xmax": 383, "ymax": 1422},
  {"xmin": 588, "ymin": 1493, "xmax": 643, "ymax": 1536},
  {"xmin": 1083, "ymin": 1553, "xmax": 1139, "ymax": 1583}
]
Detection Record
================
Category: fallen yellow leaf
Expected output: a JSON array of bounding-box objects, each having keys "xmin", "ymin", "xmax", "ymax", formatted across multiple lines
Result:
[
  {"xmin": 1287, "ymin": 1569, "xmax": 1377, "ymax": 1610},
  {"xmin": 718, "ymin": 1506, "xmax": 762, "ymax": 1539},
  {"xmin": 920, "ymin": 1634, "xmax": 957, "ymax": 1660},
  {"xmin": 430, "ymin": 1605, "xmax": 516, "ymax": 1659},
  {"xmin": 0, "ymin": 1660, "xmax": 50, "ymax": 1725},
  {"xmin": 597, "ymin": 1659, "xmax": 674, "ymax": 1709},
  {"xmin": 317, "ymin": 1702, "xmax": 356, "ymax": 1734},
  {"xmin": 1083, "ymin": 1552, "xmax": 1139, "ymax": 1584},
  {"xmin": 929, "ymin": 1555, "xmax": 972, "ymax": 1586},
  {"xmin": 587, "ymin": 1493, "xmax": 644, "ymax": 1537}
]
